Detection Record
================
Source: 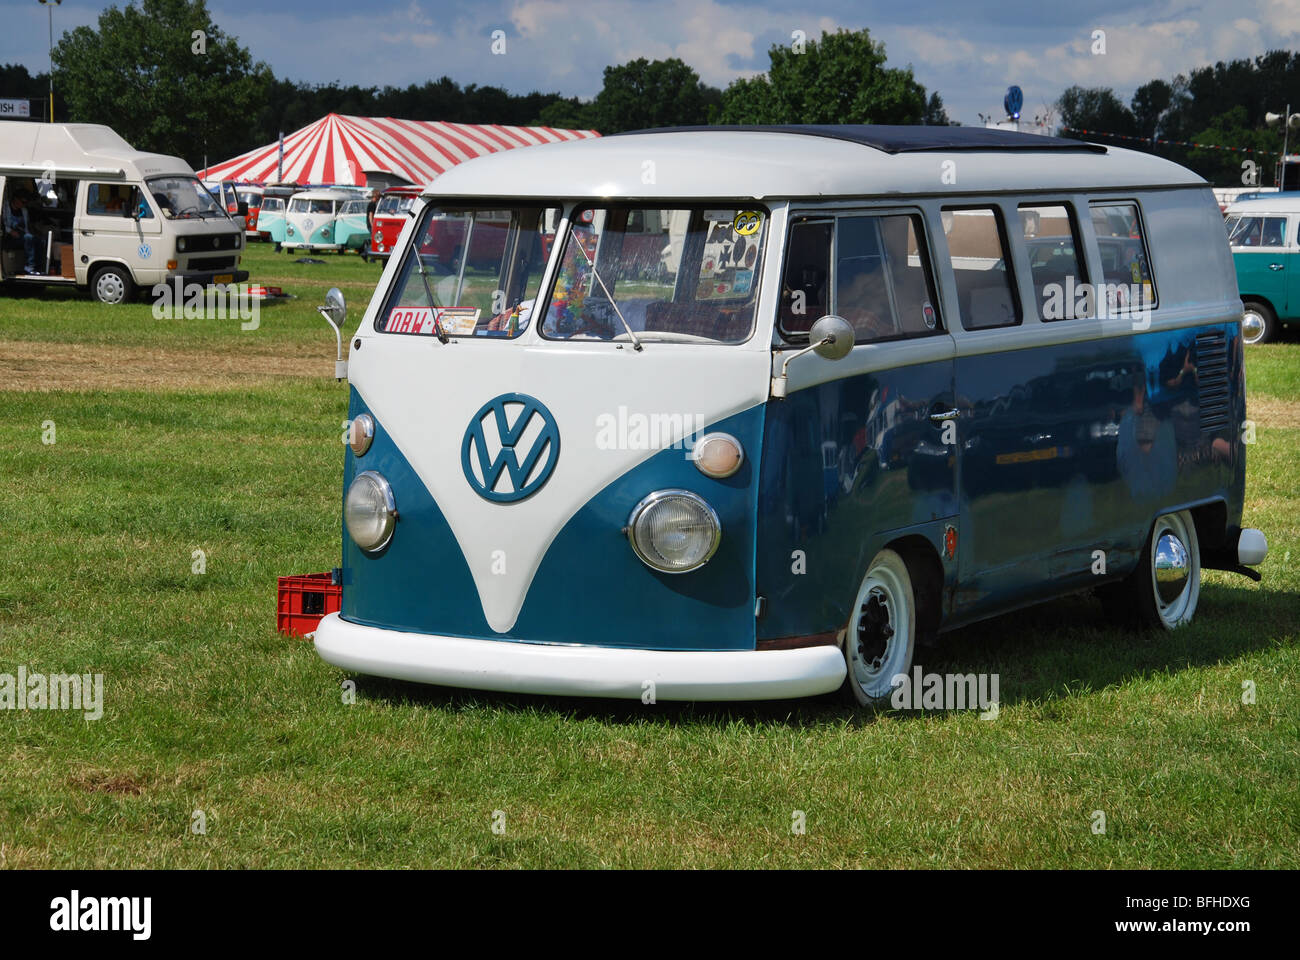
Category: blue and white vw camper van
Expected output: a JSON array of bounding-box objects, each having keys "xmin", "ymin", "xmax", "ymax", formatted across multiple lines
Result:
[{"xmin": 314, "ymin": 125, "xmax": 1268, "ymax": 705}]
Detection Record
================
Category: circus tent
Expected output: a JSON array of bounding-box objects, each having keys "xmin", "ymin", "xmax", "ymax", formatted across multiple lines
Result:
[{"xmin": 196, "ymin": 113, "xmax": 599, "ymax": 187}]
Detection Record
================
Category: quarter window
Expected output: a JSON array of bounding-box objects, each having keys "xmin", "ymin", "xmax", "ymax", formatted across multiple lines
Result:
[
  {"xmin": 941, "ymin": 206, "xmax": 1021, "ymax": 330},
  {"xmin": 1019, "ymin": 203, "xmax": 1088, "ymax": 321},
  {"xmin": 1089, "ymin": 201, "xmax": 1157, "ymax": 311}
]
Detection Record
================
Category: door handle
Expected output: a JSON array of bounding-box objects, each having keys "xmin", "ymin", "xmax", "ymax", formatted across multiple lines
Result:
[
  {"xmin": 81, "ymin": 230, "xmax": 94, "ymax": 236},
  {"xmin": 1268, "ymin": 263, "xmax": 1284, "ymax": 271},
  {"xmin": 929, "ymin": 409, "xmax": 959, "ymax": 422}
]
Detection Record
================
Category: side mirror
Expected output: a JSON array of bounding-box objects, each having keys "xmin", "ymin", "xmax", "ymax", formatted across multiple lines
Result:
[
  {"xmin": 317, "ymin": 287, "xmax": 349, "ymax": 381},
  {"xmin": 807, "ymin": 314, "xmax": 855, "ymax": 360},
  {"xmin": 771, "ymin": 314, "xmax": 855, "ymax": 398},
  {"xmin": 237, "ymin": 201, "xmax": 249, "ymax": 218}
]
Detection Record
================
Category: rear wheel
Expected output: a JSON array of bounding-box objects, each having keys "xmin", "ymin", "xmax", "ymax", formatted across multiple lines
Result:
[
  {"xmin": 1099, "ymin": 509, "xmax": 1200, "ymax": 630},
  {"xmin": 844, "ymin": 549, "xmax": 916, "ymax": 706},
  {"xmin": 1241, "ymin": 301, "xmax": 1277, "ymax": 345},
  {"xmin": 91, "ymin": 264, "xmax": 135, "ymax": 305}
]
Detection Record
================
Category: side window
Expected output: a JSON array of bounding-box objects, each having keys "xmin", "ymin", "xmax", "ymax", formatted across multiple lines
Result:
[
  {"xmin": 1261, "ymin": 217, "xmax": 1286, "ymax": 247},
  {"xmin": 836, "ymin": 213, "xmax": 939, "ymax": 341},
  {"xmin": 780, "ymin": 213, "xmax": 940, "ymax": 342},
  {"xmin": 1089, "ymin": 201, "xmax": 1157, "ymax": 311},
  {"xmin": 779, "ymin": 218, "xmax": 832, "ymax": 335},
  {"xmin": 941, "ymin": 206, "xmax": 1021, "ymax": 330},
  {"xmin": 87, "ymin": 183, "xmax": 130, "ymax": 217},
  {"xmin": 1019, "ymin": 203, "xmax": 1087, "ymax": 321}
]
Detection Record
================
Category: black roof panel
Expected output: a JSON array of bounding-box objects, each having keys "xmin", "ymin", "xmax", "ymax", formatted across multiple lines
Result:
[{"xmin": 614, "ymin": 124, "xmax": 1107, "ymax": 155}]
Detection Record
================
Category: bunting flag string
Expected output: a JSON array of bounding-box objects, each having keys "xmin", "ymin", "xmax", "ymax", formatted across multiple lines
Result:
[{"xmin": 1062, "ymin": 126, "xmax": 1283, "ymax": 156}]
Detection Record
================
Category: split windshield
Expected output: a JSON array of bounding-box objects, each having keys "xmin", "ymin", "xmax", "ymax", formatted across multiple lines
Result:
[
  {"xmin": 540, "ymin": 206, "xmax": 766, "ymax": 344},
  {"xmin": 377, "ymin": 205, "xmax": 559, "ymax": 338},
  {"xmin": 375, "ymin": 203, "xmax": 767, "ymax": 342},
  {"xmin": 145, "ymin": 176, "xmax": 225, "ymax": 220}
]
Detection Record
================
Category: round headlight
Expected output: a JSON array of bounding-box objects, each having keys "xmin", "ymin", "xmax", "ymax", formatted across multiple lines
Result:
[
  {"xmin": 626, "ymin": 489, "xmax": 721, "ymax": 573},
  {"xmin": 349, "ymin": 413, "xmax": 375, "ymax": 457},
  {"xmin": 345, "ymin": 470, "xmax": 397, "ymax": 553},
  {"xmin": 693, "ymin": 432, "xmax": 744, "ymax": 479}
]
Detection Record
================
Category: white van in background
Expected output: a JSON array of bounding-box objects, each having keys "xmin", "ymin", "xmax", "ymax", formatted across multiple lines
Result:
[{"xmin": 1, "ymin": 122, "xmax": 248, "ymax": 304}]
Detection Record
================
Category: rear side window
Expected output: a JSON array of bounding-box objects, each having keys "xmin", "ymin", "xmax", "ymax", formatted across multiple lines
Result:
[
  {"xmin": 1089, "ymin": 201, "xmax": 1157, "ymax": 311},
  {"xmin": 1228, "ymin": 215, "xmax": 1288, "ymax": 248},
  {"xmin": 1019, "ymin": 203, "xmax": 1088, "ymax": 321},
  {"xmin": 780, "ymin": 212, "xmax": 940, "ymax": 342},
  {"xmin": 941, "ymin": 206, "xmax": 1021, "ymax": 330}
]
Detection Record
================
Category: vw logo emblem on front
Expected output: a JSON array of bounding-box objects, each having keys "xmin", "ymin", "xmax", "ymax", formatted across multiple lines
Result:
[{"xmin": 461, "ymin": 394, "xmax": 560, "ymax": 503}]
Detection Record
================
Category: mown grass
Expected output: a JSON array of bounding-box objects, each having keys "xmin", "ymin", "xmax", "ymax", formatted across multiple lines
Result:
[{"xmin": 0, "ymin": 243, "xmax": 1296, "ymax": 868}]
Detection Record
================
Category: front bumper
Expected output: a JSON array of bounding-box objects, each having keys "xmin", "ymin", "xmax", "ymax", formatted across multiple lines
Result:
[
  {"xmin": 179, "ymin": 269, "xmax": 250, "ymax": 285},
  {"xmin": 313, "ymin": 613, "xmax": 847, "ymax": 701}
]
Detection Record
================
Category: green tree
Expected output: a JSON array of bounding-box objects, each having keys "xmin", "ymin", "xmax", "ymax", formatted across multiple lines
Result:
[
  {"xmin": 1187, "ymin": 106, "xmax": 1285, "ymax": 187},
  {"xmin": 1056, "ymin": 86, "xmax": 1137, "ymax": 143},
  {"xmin": 52, "ymin": 0, "xmax": 271, "ymax": 166},
  {"xmin": 717, "ymin": 28, "xmax": 932, "ymax": 125},
  {"xmin": 1130, "ymin": 79, "xmax": 1173, "ymax": 140},
  {"xmin": 586, "ymin": 58, "xmax": 713, "ymax": 134}
]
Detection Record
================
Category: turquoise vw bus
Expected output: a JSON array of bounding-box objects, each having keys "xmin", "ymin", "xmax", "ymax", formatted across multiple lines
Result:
[
  {"xmin": 1225, "ymin": 195, "xmax": 1300, "ymax": 343},
  {"xmin": 314, "ymin": 126, "xmax": 1268, "ymax": 706}
]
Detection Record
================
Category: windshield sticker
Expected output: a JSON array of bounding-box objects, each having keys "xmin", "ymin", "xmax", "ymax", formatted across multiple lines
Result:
[
  {"xmin": 385, "ymin": 305, "xmax": 481, "ymax": 335},
  {"xmin": 733, "ymin": 211, "xmax": 762, "ymax": 236},
  {"xmin": 732, "ymin": 269, "xmax": 754, "ymax": 295}
]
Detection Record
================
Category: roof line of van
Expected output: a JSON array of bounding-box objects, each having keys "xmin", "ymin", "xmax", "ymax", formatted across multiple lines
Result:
[{"xmin": 612, "ymin": 124, "xmax": 1109, "ymax": 155}]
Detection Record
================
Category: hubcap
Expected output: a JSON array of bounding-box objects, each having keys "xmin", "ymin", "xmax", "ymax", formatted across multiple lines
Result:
[
  {"xmin": 96, "ymin": 273, "xmax": 124, "ymax": 303},
  {"xmin": 1154, "ymin": 531, "xmax": 1190, "ymax": 605},
  {"xmin": 1241, "ymin": 311, "xmax": 1265, "ymax": 344},
  {"xmin": 855, "ymin": 589, "xmax": 893, "ymax": 670}
]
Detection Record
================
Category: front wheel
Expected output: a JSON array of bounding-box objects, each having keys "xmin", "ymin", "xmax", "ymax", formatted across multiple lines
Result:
[
  {"xmin": 844, "ymin": 548, "xmax": 917, "ymax": 706},
  {"xmin": 91, "ymin": 264, "xmax": 135, "ymax": 305}
]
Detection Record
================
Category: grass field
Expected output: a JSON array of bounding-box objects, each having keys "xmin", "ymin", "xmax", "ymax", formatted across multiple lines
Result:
[{"xmin": 1, "ymin": 241, "xmax": 1297, "ymax": 868}]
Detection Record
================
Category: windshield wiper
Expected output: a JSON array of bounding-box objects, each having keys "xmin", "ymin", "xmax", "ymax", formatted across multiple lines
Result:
[
  {"xmin": 568, "ymin": 226, "xmax": 641, "ymax": 351},
  {"xmin": 414, "ymin": 253, "xmax": 450, "ymax": 344}
]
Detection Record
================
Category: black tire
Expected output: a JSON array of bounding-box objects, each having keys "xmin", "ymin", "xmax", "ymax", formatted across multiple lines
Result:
[
  {"xmin": 842, "ymin": 548, "xmax": 917, "ymax": 707},
  {"xmin": 1241, "ymin": 300, "xmax": 1277, "ymax": 345},
  {"xmin": 90, "ymin": 264, "xmax": 135, "ymax": 305}
]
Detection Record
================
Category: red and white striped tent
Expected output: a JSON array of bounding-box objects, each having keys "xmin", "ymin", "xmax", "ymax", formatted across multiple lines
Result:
[{"xmin": 197, "ymin": 113, "xmax": 599, "ymax": 186}]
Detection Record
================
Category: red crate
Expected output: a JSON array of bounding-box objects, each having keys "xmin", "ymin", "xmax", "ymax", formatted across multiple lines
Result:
[{"xmin": 277, "ymin": 571, "xmax": 341, "ymax": 638}]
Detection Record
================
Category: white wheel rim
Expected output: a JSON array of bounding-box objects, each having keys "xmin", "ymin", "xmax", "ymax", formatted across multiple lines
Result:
[
  {"xmin": 1149, "ymin": 511, "xmax": 1200, "ymax": 628},
  {"xmin": 847, "ymin": 555, "xmax": 913, "ymax": 700},
  {"xmin": 1241, "ymin": 310, "xmax": 1265, "ymax": 344},
  {"xmin": 96, "ymin": 272, "xmax": 125, "ymax": 303}
]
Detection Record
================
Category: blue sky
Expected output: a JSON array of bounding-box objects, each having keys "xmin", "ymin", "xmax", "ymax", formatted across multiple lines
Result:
[{"xmin": 2, "ymin": 0, "xmax": 1297, "ymax": 125}]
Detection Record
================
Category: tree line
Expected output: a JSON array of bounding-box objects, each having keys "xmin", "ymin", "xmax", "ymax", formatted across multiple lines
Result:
[
  {"xmin": 4, "ymin": 0, "xmax": 1295, "ymax": 186},
  {"xmin": 1056, "ymin": 50, "xmax": 1300, "ymax": 186},
  {"xmin": 0, "ymin": 0, "xmax": 945, "ymax": 170}
]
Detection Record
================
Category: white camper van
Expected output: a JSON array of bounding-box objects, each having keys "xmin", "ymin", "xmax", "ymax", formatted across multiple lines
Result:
[{"xmin": 0, "ymin": 122, "xmax": 248, "ymax": 304}]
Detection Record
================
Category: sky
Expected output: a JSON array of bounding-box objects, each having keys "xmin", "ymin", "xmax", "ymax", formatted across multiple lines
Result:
[{"xmin": 1, "ymin": 0, "xmax": 1298, "ymax": 126}]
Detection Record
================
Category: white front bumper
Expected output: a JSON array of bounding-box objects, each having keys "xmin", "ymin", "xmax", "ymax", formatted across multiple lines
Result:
[{"xmin": 313, "ymin": 613, "xmax": 847, "ymax": 701}]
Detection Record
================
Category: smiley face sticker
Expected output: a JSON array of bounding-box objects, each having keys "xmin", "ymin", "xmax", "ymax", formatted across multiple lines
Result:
[{"xmin": 733, "ymin": 211, "xmax": 761, "ymax": 236}]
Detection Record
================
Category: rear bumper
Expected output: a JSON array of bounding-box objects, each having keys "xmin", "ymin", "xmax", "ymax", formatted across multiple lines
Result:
[{"xmin": 313, "ymin": 612, "xmax": 847, "ymax": 701}]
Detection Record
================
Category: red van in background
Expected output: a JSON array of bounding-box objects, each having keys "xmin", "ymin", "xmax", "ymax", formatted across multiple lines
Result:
[{"xmin": 368, "ymin": 186, "xmax": 421, "ymax": 263}]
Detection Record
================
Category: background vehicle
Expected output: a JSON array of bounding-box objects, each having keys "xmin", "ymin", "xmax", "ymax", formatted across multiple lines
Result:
[
  {"xmin": 282, "ymin": 188, "xmax": 355, "ymax": 253},
  {"xmin": 236, "ymin": 184, "xmax": 264, "ymax": 239},
  {"xmin": 335, "ymin": 198, "xmax": 371, "ymax": 256},
  {"xmin": 1, "ymin": 122, "xmax": 247, "ymax": 303},
  {"xmin": 367, "ymin": 185, "xmax": 419, "ymax": 262},
  {"xmin": 1224, "ymin": 195, "xmax": 1300, "ymax": 343}
]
